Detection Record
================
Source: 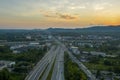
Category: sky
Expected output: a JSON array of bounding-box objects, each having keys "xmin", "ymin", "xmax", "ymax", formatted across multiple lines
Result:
[{"xmin": 0, "ymin": 0, "xmax": 120, "ymax": 29}]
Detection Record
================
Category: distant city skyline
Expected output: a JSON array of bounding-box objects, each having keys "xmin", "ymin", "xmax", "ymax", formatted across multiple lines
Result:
[{"xmin": 0, "ymin": 0, "xmax": 120, "ymax": 29}]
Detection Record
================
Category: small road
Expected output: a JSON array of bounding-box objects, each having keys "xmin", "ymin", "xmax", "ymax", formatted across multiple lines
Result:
[{"xmin": 67, "ymin": 50, "xmax": 96, "ymax": 80}]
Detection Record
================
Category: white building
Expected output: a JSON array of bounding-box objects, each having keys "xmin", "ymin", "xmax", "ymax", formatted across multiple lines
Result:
[
  {"xmin": 0, "ymin": 60, "xmax": 15, "ymax": 70},
  {"xmin": 82, "ymin": 51, "xmax": 89, "ymax": 54},
  {"xmin": 106, "ymin": 55, "xmax": 117, "ymax": 58},
  {"xmin": 90, "ymin": 51, "xmax": 106, "ymax": 57},
  {"xmin": 13, "ymin": 50, "xmax": 21, "ymax": 54},
  {"xmin": 29, "ymin": 42, "xmax": 39, "ymax": 46},
  {"xmin": 7, "ymin": 62, "xmax": 15, "ymax": 68},
  {"xmin": 70, "ymin": 46, "xmax": 80, "ymax": 55},
  {"xmin": 26, "ymin": 36, "xmax": 32, "ymax": 39},
  {"xmin": 10, "ymin": 45, "xmax": 25, "ymax": 50},
  {"xmin": 48, "ymin": 35, "xmax": 52, "ymax": 39}
]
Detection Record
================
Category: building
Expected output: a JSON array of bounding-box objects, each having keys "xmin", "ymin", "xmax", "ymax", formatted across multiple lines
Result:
[
  {"xmin": 82, "ymin": 51, "xmax": 89, "ymax": 54},
  {"xmin": 48, "ymin": 35, "xmax": 52, "ymax": 39},
  {"xmin": 10, "ymin": 45, "xmax": 26, "ymax": 50},
  {"xmin": 106, "ymin": 55, "xmax": 117, "ymax": 58},
  {"xmin": 0, "ymin": 60, "xmax": 15, "ymax": 70},
  {"xmin": 90, "ymin": 51, "xmax": 106, "ymax": 57},
  {"xmin": 26, "ymin": 36, "xmax": 32, "ymax": 39},
  {"xmin": 13, "ymin": 50, "xmax": 21, "ymax": 54},
  {"xmin": 29, "ymin": 42, "xmax": 39, "ymax": 46},
  {"xmin": 7, "ymin": 62, "xmax": 15, "ymax": 68},
  {"xmin": 70, "ymin": 46, "xmax": 80, "ymax": 55}
]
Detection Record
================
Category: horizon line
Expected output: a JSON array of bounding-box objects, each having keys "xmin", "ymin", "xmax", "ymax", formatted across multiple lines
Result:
[{"xmin": 0, "ymin": 25, "xmax": 120, "ymax": 30}]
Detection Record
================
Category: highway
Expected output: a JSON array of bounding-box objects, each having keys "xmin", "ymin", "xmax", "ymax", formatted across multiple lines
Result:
[
  {"xmin": 25, "ymin": 46, "xmax": 56, "ymax": 80},
  {"xmin": 25, "ymin": 36, "xmax": 94, "ymax": 80},
  {"xmin": 51, "ymin": 45, "xmax": 65, "ymax": 80},
  {"xmin": 54, "ymin": 38, "xmax": 96, "ymax": 80},
  {"xmin": 40, "ymin": 46, "xmax": 60, "ymax": 80},
  {"xmin": 25, "ymin": 45, "xmax": 65, "ymax": 80}
]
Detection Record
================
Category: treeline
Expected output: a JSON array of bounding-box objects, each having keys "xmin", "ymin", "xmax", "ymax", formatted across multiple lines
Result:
[
  {"xmin": 0, "ymin": 68, "xmax": 25, "ymax": 80},
  {"xmin": 0, "ymin": 46, "xmax": 47, "ymax": 80},
  {"xmin": 78, "ymin": 41, "xmax": 120, "ymax": 55},
  {"xmin": 0, "ymin": 46, "xmax": 47, "ymax": 62},
  {"xmin": 0, "ymin": 30, "xmax": 46, "ymax": 41}
]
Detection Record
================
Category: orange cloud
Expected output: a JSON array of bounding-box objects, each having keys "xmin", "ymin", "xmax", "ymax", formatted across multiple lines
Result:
[
  {"xmin": 58, "ymin": 14, "xmax": 77, "ymax": 20},
  {"xmin": 43, "ymin": 12, "xmax": 77, "ymax": 20}
]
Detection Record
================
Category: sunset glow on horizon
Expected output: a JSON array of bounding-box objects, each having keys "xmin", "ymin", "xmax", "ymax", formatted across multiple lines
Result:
[{"xmin": 0, "ymin": 0, "xmax": 120, "ymax": 29}]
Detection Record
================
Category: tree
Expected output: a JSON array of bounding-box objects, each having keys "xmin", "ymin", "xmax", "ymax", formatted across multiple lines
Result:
[
  {"xmin": 103, "ymin": 60, "xmax": 112, "ymax": 66},
  {"xmin": 0, "ymin": 68, "xmax": 10, "ymax": 80},
  {"xmin": 96, "ymin": 70, "xmax": 101, "ymax": 78}
]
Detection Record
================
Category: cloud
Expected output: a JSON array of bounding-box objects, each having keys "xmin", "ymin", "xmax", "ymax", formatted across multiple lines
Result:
[
  {"xmin": 60, "ymin": 14, "xmax": 76, "ymax": 19},
  {"xmin": 44, "ymin": 14, "xmax": 52, "ymax": 17},
  {"xmin": 94, "ymin": 6, "xmax": 104, "ymax": 10},
  {"xmin": 42, "ymin": 11, "xmax": 77, "ymax": 20},
  {"xmin": 44, "ymin": 14, "xmax": 56, "ymax": 18},
  {"xmin": 56, "ymin": 13, "xmax": 77, "ymax": 20},
  {"xmin": 69, "ymin": 6, "xmax": 86, "ymax": 10},
  {"xmin": 94, "ymin": 3, "xmax": 113, "ymax": 10},
  {"xmin": 40, "ymin": 10, "xmax": 57, "ymax": 18}
]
